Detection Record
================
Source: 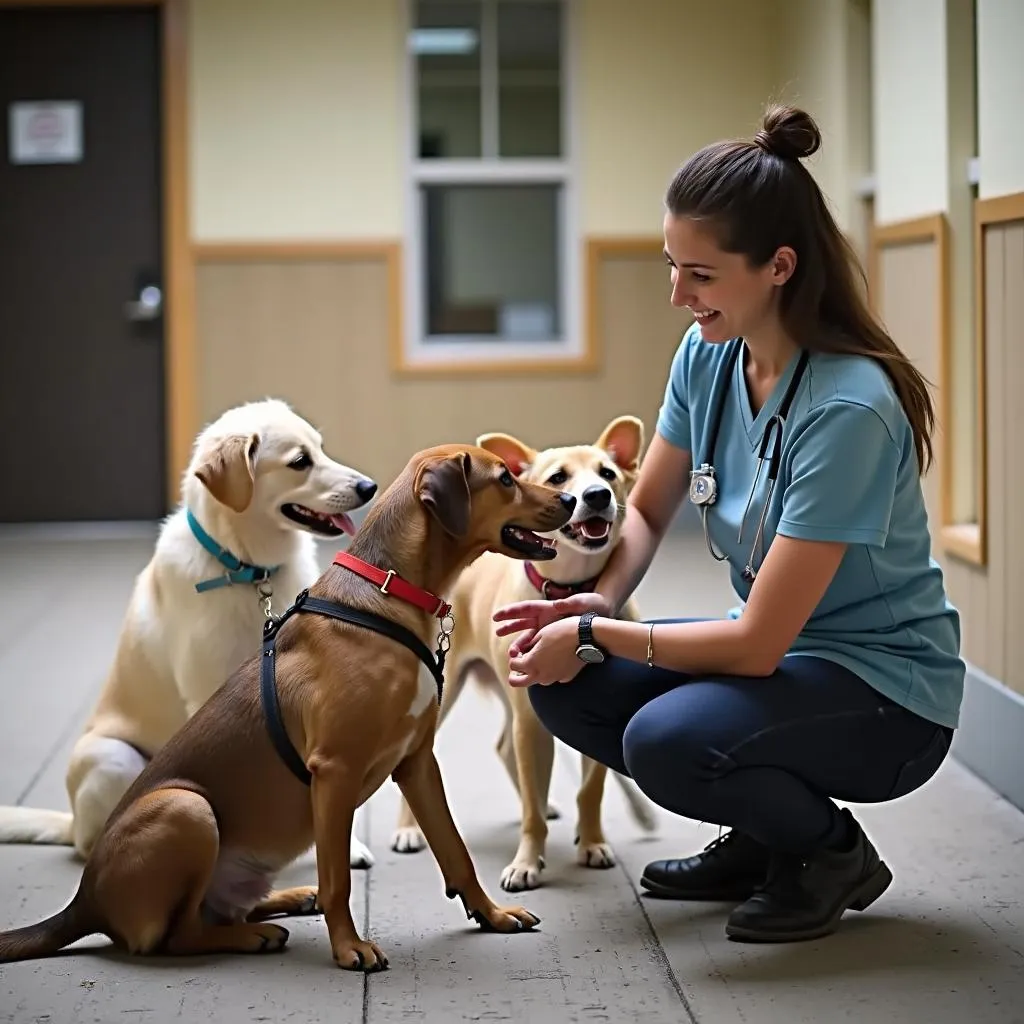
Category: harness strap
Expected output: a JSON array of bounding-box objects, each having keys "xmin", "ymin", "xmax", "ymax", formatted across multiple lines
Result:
[{"xmin": 259, "ymin": 589, "xmax": 447, "ymax": 787}]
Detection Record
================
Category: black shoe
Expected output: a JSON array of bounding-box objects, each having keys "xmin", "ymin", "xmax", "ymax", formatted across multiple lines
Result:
[
  {"xmin": 725, "ymin": 809, "xmax": 893, "ymax": 943},
  {"xmin": 640, "ymin": 829, "xmax": 771, "ymax": 901}
]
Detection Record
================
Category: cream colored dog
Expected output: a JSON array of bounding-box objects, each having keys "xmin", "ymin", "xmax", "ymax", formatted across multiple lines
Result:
[
  {"xmin": 391, "ymin": 416, "xmax": 658, "ymax": 891},
  {"xmin": 0, "ymin": 398, "xmax": 379, "ymax": 869}
]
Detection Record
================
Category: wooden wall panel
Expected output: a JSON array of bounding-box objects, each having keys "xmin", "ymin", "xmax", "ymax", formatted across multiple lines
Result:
[
  {"xmin": 1002, "ymin": 224, "xmax": 1024, "ymax": 691},
  {"xmin": 877, "ymin": 242, "xmax": 943, "ymax": 541},
  {"xmin": 194, "ymin": 243, "xmax": 691, "ymax": 489}
]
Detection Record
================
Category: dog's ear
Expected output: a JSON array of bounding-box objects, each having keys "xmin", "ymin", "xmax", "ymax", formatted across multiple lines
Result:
[
  {"xmin": 194, "ymin": 433, "xmax": 260, "ymax": 513},
  {"xmin": 476, "ymin": 432, "xmax": 535, "ymax": 477},
  {"xmin": 595, "ymin": 416, "xmax": 645, "ymax": 472},
  {"xmin": 416, "ymin": 451, "xmax": 473, "ymax": 538}
]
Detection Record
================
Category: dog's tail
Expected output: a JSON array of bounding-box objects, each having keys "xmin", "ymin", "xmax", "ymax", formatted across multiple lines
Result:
[
  {"xmin": 0, "ymin": 806, "xmax": 74, "ymax": 846},
  {"xmin": 613, "ymin": 773, "xmax": 659, "ymax": 833},
  {"xmin": 0, "ymin": 897, "xmax": 93, "ymax": 963}
]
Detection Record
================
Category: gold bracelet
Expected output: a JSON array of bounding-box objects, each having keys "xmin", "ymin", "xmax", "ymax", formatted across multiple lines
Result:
[{"xmin": 646, "ymin": 623, "xmax": 655, "ymax": 668}]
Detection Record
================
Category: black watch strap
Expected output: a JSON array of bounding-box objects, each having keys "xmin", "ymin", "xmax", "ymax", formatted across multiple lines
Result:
[{"xmin": 578, "ymin": 610, "xmax": 598, "ymax": 646}]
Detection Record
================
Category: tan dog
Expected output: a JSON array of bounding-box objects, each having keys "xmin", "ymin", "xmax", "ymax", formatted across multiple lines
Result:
[
  {"xmin": 0, "ymin": 398, "xmax": 379, "ymax": 870},
  {"xmin": 0, "ymin": 443, "xmax": 576, "ymax": 972},
  {"xmin": 391, "ymin": 417, "xmax": 657, "ymax": 892}
]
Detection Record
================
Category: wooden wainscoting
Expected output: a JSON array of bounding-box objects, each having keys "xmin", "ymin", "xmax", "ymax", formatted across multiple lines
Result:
[
  {"xmin": 870, "ymin": 215, "xmax": 951, "ymax": 546},
  {"xmin": 192, "ymin": 238, "xmax": 691, "ymax": 488},
  {"xmin": 941, "ymin": 193, "xmax": 1024, "ymax": 690}
]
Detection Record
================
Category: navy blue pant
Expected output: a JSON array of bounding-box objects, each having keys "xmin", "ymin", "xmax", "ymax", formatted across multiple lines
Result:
[{"xmin": 528, "ymin": 619, "xmax": 954, "ymax": 855}]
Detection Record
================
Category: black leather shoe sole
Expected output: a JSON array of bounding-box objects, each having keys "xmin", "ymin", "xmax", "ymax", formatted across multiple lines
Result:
[
  {"xmin": 724, "ymin": 861, "xmax": 893, "ymax": 942},
  {"xmin": 639, "ymin": 873, "xmax": 759, "ymax": 902}
]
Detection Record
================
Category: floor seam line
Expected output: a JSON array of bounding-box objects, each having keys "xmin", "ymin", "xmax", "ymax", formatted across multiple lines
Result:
[
  {"xmin": 615, "ymin": 843, "xmax": 700, "ymax": 1024},
  {"xmin": 15, "ymin": 682, "xmax": 101, "ymax": 805}
]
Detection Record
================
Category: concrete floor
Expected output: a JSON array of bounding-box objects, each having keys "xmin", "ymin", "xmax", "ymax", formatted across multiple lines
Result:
[{"xmin": 0, "ymin": 525, "xmax": 1021, "ymax": 1024}]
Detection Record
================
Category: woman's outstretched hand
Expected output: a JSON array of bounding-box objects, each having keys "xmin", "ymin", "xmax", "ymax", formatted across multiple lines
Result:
[{"xmin": 493, "ymin": 592, "xmax": 614, "ymax": 658}]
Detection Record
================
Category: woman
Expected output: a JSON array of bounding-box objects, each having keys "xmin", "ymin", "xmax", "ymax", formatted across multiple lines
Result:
[{"xmin": 492, "ymin": 105, "xmax": 965, "ymax": 944}]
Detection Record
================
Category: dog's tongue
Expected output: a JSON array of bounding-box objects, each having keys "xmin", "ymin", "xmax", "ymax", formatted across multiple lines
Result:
[
  {"xmin": 331, "ymin": 513, "xmax": 356, "ymax": 536},
  {"xmin": 581, "ymin": 518, "xmax": 610, "ymax": 539}
]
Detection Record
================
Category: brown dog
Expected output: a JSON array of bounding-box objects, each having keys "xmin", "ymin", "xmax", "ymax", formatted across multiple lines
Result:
[
  {"xmin": 0, "ymin": 444, "xmax": 575, "ymax": 972},
  {"xmin": 391, "ymin": 417, "xmax": 657, "ymax": 891}
]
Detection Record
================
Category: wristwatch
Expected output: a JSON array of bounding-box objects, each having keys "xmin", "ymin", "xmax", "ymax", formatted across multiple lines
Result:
[{"xmin": 575, "ymin": 611, "xmax": 606, "ymax": 664}]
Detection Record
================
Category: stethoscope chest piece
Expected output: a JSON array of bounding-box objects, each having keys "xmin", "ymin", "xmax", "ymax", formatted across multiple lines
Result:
[{"xmin": 689, "ymin": 462, "xmax": 719, "ymax": 506}]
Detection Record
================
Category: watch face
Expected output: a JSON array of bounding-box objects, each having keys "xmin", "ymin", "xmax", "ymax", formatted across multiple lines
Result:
[{"xmin": 575, "ymin": 644, "xmax": 605, "ymax": 664}]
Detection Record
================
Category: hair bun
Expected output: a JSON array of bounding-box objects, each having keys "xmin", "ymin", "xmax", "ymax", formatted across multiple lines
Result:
[{"xmin": 754, "ymin": 105, "xmax": 821, "ymax": 161}]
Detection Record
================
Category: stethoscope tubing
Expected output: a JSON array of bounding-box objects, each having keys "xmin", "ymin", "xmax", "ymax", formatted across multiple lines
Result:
[{"xmin": 694, "ymin": 339, "xmax": 810, "ymax": 581}]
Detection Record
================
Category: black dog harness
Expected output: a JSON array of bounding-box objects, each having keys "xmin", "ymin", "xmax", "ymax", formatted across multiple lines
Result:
[{"xmin": 259, "ymin": 585, "xmax": 451, "ymax": 787}]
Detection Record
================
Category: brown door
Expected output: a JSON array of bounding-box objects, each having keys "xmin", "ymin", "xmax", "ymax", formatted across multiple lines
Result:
[{"xmin": 0, "ymin": 5, "xmax": 166, "ymax": 522}]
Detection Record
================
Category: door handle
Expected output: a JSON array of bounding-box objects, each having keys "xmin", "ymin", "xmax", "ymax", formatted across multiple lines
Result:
[{"xmin": 124, "ymin": 284, "xmax": 162, "ymax": 322}]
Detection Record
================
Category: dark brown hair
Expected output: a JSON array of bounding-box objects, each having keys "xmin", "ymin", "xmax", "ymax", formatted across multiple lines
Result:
[{"xmin": 665, "ymin": 104, "xmax": 935, "ymax": 473}]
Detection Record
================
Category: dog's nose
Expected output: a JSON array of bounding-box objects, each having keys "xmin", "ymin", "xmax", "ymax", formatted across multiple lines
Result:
[
  {"xmin": 355, "ymin": 478, "xmax": 378, "ymax": 501},
  {"xmin": 558, "ymin": 493, "xmax": 577, "ymax": 512},
  {"xmin": 582, "ymin": 486, "xmax": 612, "ymax": 511}
]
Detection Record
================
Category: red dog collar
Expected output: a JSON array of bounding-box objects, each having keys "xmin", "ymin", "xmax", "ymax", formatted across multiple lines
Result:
[
  {"xmin": 524, "ymin": 561, "xmax": 601, "ymax": 601},
  {"xmin": 333, "ymin": 551, "xmax": 451, "ymax": 618}
]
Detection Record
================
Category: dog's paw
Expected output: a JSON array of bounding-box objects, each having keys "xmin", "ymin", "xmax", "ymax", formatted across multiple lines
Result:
[
  {"xmin": 545, "ymin": 801, "xmax": 562, "ymax": 820},
  {"xmin": 390, "ymin": 827, "xmax": 426, "ymax": 854},
  {"xmin": 250, "ymin": 923, "xmax": 290, "ymax": 953},
  {"xmin": 472, "ymin": 904, "xmax": 541, "ymax": 934},
  {"xmin": 292, "ymin": 887, "xmax": 320, "ymax": 914},
  {"xmin": 577, "ymin": 841, "xmax": 616, "ymax": 869},
  {"xmin": 499, "ymin": 857, "xmax": 544, "ymax": 892},
  {"xmin": 333, "ymin": 937, "xmax": 389, "ymax": 972},
  {"xmin": 349, "ymin": 836, "xmax": 375, "ymax": 869}
]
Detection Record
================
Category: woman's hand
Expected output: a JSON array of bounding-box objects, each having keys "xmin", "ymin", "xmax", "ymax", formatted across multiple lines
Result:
[
  {"xmin": 493, "ymin": 591, "xmax": 615, "ymax": 657},
  {"xmin": 507, "ymin": 615, "xmax": 584, "ymax": 688}
]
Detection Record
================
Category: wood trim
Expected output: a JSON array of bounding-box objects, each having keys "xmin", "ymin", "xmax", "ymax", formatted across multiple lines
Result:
[
  {"xmin": 871, "ymin": 213, "xmax": 947, "ymax": 248},
  {"xmin": 194, "ymin": 240, "xmax": 406, "ymax": 388},
  {"xmin": 162, "ymin": 0, "xmax": 194, "ymax": 511},
  {"xmin": 579, "ymin": 235, "xmax": 665, "ymax": 380},
  {"xmin": 193, "ymin": 241, "xmax": 400, "ymax": 262},
  {"xmin": 869, "ymin": 214, "xmax": 982, "ymax": 563},
  {"xmin": 386, "ymin": 237, "xmax": 623, "ymax": 379},
  {"xmin": 387, "ymin": 236, "xmax": 666, "ymax": 380},
  {"xmin": 190, "ymin": 235, "xmax": 666, "ymax": 383},
  {"xmin": 1, "ymin": 0, "xmax": 195, "ymax": 511},
  {"xmin": 2, "ymin": 0, "xmax": 162, "ymax": 4},
  {"xmin": 976, "ymin": 191, "xmax": 1024, "ymax": 228}
]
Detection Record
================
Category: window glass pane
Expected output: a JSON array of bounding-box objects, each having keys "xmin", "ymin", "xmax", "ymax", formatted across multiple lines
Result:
[
  {"xmin": 414, "ymin": 1, "xmax": 481, "ymax": 158},
  {"xmin": 498, "ymin": 0, "xmax": 561, "ymax": 158},
  {"xmin": 423, "ymin": 184, "xmax": 561, "ymax": 340}
]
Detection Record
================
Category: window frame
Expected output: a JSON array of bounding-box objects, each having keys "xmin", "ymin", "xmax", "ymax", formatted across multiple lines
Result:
[{"xmin": 399, "ymin": 0, "xmax": 585, "ymax": 373}]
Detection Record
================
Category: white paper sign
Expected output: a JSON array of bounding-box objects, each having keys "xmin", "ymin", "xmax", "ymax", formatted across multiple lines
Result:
[{"xmin": 8, "ymin": 101, "xmax": 83, "ymax": 165}]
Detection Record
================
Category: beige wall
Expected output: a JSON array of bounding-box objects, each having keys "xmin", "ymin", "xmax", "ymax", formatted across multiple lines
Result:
[
  {"xmin": 976, "ymin": 0, "xmax": 1024, "ymax": 200},
  {"xmin": 185, "ymin": 0, "xmax": 891, "ymax": 516},
  {"xmin": 578, "ymin": 0, "xmax": 782, "ymax": 236},
  {"xmin": 189, "ymin": 0, "xmax": 404, "ymax": 240},
  {"xmin": 189, "ymin": 0, "xmax": 859, "ymax": 485},
  {"xmin": 775, "ymin": 0, "xmax": 873, "ymax": 245},
  {"xmin": 871, "ymin": 0, "xmax": 950, "ymax": 225},
  {"xmin": 189, "ymin": 0, "xmax": 868, "ymax": 242}
]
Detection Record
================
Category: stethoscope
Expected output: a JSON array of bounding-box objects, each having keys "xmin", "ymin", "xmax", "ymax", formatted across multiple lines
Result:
[{"xmin": 688, "ymin": 339, "xmax": 810, "ymax": 582}]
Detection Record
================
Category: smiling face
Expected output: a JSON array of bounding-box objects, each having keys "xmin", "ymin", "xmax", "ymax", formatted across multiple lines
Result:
[
  {"xmin": 412, "ymin": 445, "xmax": 576, "ymax": 562},
  {"xmin": 663, "ymin": 213, "xmax": 796, "ymax": 345},
  {"xmin": 191, "ymin": 399, "xmax": 377, "ymax": 538},
  {"xmin": 476, "ymin": 415, "xmax": 644, "ymax": 561}
]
